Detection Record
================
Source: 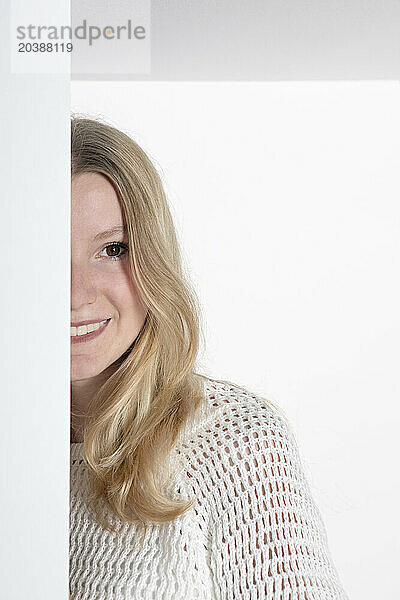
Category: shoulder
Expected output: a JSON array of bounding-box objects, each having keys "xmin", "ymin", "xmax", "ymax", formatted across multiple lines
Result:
[
  {"xmin": 175, "ymin": 376, "xmax": 308, "ymax": 508},
  {"xmin": 172, "ymin": 378, "xmax": 350, "ymax": 599},
  {"xmin": 179, "ymin": 375, "xmax": 298, "ymax": 455}
]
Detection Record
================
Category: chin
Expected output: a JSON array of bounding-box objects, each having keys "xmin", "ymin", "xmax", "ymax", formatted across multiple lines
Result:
[{"xmin": 70, "ymin": 355, "xmax": 104, "ymax": 381}]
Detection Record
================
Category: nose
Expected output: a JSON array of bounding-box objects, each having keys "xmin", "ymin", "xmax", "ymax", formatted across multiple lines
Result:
[{"xmin": 71, "ymin": 262, "xmax": 97, "ymax": 311}]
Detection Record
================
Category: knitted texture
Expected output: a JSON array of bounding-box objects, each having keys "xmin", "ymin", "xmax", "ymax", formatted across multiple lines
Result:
[{"xmin": 70, "ymin": 378, "xmax": 349, "ymax": 600}]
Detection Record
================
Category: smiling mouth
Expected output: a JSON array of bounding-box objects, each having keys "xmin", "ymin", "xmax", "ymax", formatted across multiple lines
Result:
[{"xmin": 70, "ymin": 318, "xmax": 111, "ymax": 343}]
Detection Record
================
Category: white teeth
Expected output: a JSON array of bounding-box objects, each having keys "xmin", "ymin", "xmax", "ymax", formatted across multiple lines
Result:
[{"xmin": 70, "ymin": 319, "xmax": 108, "ymax": 337}]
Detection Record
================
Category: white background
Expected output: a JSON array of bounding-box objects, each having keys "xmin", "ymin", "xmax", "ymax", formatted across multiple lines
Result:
[
  {"xmin": 1, "ymin": 0, "xmax": 70, "ymax": 598},
  {"xmin": 72, "ymin": 81, "xmax": 400, "ymax": 599}
]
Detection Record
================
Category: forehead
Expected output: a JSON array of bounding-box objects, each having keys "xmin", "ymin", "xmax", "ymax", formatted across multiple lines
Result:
[{"xmin": 71, "ymin": 172, "xmax": 124, "ymax": 233}]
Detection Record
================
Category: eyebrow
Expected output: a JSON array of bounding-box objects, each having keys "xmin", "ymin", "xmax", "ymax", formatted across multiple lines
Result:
[{"xmin": 93, "ymin": 226, "xmax": 127, "ymax": 242}]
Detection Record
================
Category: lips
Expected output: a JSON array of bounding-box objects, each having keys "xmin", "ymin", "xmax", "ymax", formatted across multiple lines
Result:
[
  {"xmin": 71, "ymin": 318, "xmax": 111, "ymax": 327},
  {"xmin": 70, "ymin": 318, "xmax": 111, "ymax": 344}
]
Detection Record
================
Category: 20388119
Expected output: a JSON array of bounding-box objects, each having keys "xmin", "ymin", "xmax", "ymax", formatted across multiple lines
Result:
[{"xmin": 18, "ymin": 42, "xmax": 73, "ymax": 52}]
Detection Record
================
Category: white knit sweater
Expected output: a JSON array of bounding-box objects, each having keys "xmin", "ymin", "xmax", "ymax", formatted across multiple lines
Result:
[{"xmin": 70, "ymin": 378, "xmax": 349, "ymax": 600}]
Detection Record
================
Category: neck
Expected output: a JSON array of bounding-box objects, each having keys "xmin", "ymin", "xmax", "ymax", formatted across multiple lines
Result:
[{"xmin": 70, "ymin": 362, "xmax": 118, "ymax": 443}]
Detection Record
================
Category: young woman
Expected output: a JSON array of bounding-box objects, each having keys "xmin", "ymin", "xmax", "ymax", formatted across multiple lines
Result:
[{"xmin": 70, "ymin": 115, "xmax": 349, "ymax": 599}]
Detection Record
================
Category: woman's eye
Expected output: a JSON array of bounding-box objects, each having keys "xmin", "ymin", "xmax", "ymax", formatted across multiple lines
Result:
[{"xmin": 100, "ymin": 242, "xmax": 129, "ymax": 261}]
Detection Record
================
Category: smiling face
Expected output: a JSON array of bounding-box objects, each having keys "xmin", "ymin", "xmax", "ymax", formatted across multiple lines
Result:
[{"xmin": 71, "ymin": 172, "xmax": 147, "ymax": 382}]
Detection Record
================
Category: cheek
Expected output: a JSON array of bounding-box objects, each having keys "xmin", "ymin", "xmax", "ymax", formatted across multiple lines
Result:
[{"xmin": 107, "ymin": 274, "xmax": 146, "ymax": 319}]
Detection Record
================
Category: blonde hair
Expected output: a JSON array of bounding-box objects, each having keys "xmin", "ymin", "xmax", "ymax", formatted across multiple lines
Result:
[{"xmin": 71, "ymin": 114, "xmax": 207, "ymax": 533}]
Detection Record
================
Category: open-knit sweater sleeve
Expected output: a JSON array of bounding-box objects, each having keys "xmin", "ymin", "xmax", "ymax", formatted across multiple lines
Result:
[
  {"xmin": 175, "ymin": 380, "xmax": 349, "ymax": 600},
  {"xmin": 70, "ymin": 378, "xmax": 349, "ymax": 599}
]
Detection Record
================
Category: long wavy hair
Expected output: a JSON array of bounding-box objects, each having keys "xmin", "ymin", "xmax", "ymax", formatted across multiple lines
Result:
[{"xmin": 71, "ymin": 114, "xmax": 208, "ymax": 533}]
